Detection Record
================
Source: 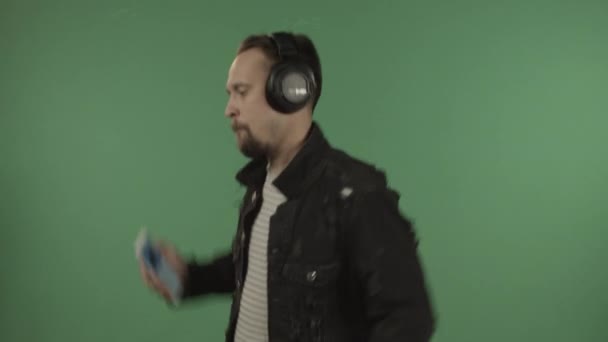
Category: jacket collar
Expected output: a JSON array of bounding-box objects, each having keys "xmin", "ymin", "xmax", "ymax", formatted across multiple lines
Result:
[{"xmin": 235, "ymin": 121, "xmax": 331, "ymax": 198}]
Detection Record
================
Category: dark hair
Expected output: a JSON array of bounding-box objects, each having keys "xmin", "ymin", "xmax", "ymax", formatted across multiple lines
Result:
[{"xmin": 237, "ymin": 32, "xmax": 323, "ymax": 111}]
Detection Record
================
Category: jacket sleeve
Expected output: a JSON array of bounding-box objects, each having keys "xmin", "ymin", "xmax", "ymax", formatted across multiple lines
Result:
[
  {"xmin": 345, "ymin": 188, "xmax": 436, "ymax": 342},
  {"xmin": 180, "ymin": 251, "xmax": 236, "ymax": 299}
]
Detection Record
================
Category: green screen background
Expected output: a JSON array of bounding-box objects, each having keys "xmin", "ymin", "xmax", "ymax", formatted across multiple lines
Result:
[{"xmin": 1, "ymin": 1, "xmax": 607, "ymax": 341}]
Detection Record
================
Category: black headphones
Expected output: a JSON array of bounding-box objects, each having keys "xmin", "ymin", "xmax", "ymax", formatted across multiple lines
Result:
[{"xmin": 266, "ymin": 32, "xmax": 317, "ymax": 114}]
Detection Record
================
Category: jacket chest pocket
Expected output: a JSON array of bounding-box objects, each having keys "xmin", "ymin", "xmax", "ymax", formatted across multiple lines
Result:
[
  {"xmin": 281, "ymin": 261, "xmax": 340, "ymax": 289},
  {"xmin": 281, "ymin": 261, "xmax": 341, "ymax": 314},
  {"xmin": 280, "ymin": 261, "xmax": 340, "ymax": 342}
]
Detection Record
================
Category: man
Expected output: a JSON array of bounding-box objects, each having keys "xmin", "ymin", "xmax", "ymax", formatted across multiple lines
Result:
[{"xmin": 140, "ymin": 31, "xmax": 436, "ymax": 342}]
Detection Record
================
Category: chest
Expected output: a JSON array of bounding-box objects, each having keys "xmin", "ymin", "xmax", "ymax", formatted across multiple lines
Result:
[{"xmin": 237, "ymin": 182, "xmax": 348, "ymax": 268}]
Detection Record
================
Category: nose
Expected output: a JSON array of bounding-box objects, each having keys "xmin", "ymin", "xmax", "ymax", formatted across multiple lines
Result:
[{"xmin": 224, "ymin": 98, "xmax": 239, "ymax": 118}]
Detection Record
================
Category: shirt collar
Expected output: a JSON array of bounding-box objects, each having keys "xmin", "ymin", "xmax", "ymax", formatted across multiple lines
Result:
[{"xmin": 235, "ymin": 121, "xmax": 331, "ymax": 198}]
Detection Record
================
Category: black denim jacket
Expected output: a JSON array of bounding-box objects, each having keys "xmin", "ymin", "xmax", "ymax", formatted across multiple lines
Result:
[{"xmin": 181, "ymin": 122, "xmax": 436, "ymax": 342}]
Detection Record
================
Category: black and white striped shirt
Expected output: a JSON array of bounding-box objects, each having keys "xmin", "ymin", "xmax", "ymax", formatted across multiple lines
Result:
[{"xmin": 234, "ymin": 171, "xmax": 287, "ymax": 342}]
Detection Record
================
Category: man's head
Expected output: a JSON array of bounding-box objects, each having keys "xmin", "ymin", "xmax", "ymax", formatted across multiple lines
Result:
[{"xmin": 224, "ymin": 32, "xmax": 322, "ymax": 160}]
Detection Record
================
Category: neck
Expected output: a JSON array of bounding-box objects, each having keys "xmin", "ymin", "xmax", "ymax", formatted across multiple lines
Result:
[{"xmin": 267, "ymin": 120, "xmax": 312, "ymax": 177}]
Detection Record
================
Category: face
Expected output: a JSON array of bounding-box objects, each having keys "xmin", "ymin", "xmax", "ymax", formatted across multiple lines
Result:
[{"xmin": 224, "ymin": 48, "xmax": 283, "ymax": 159}]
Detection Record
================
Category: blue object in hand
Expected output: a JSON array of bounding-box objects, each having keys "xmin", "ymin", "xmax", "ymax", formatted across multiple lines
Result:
[{"xmin": 136, "ymin": 228, "xmax": 183, "ymax": 305}]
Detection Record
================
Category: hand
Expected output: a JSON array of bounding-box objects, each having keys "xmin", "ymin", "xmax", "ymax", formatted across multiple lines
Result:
[{"xmin": 139, "ymin": 240, "xmax": 187, "ymax": 302}]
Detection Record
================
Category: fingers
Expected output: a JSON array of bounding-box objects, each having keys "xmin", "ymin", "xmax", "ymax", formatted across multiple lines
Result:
[
  {"xmin": 139, "ymin": 238, "xmax": 182, "ymax": 303},
  {"xmin": 139, "ymin": 260, "xmax": 152, "ymax": 287},
  {"xmin": 155, "ymin": 240, "xmax": 186, "ymax": 278},
  {"xmin": 139, "ymin": 259, "xmax": 170, "ymax": 299}
]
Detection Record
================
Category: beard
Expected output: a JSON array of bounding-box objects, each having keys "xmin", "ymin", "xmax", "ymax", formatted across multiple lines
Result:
[{"xmin": 236, "ymin": 127, "xmax": 267, "ymax": 159}]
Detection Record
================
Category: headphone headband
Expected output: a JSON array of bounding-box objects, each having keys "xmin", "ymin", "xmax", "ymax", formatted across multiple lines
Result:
[{"xmin": 270, "ymin": 32, "xmax": 298, "ymax": 59}]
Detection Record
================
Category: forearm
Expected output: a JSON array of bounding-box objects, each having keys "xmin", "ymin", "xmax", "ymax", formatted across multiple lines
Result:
[{"xmin": 181, "ymin": 251, "xmax": 236, "ymax": 299}]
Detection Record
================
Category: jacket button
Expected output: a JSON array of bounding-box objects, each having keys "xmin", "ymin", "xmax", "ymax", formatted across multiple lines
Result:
[{"xmin": 306, "ymin": 271, "xmax": 317, "ymax": 282}]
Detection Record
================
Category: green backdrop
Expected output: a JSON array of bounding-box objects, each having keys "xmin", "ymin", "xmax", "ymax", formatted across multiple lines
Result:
[{"xmin": 1, "ymin": 1, "xmax": 607, "ymax": 341}]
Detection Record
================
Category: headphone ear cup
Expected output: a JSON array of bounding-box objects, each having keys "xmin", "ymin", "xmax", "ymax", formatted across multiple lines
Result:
[{"xmin": 266, "ymin": 62, "xmax": 315, "ymax": 114}]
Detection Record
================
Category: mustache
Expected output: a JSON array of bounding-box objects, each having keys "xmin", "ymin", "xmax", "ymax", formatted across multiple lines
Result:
[{"xmin": 231, "ymin": 122, "xmax": 248, "ymax": 131}]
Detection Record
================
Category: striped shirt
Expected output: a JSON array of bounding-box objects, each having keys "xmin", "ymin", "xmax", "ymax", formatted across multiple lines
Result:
[{"xmin": 234, "ymin": 170, "xmax": 287, "ymax": 342}]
